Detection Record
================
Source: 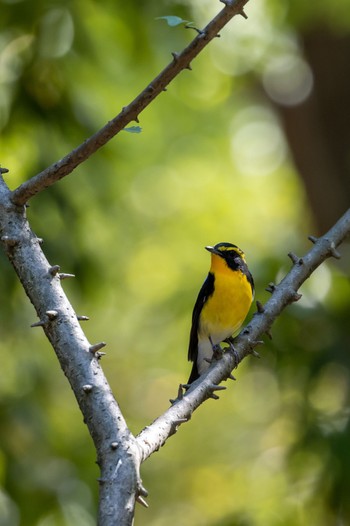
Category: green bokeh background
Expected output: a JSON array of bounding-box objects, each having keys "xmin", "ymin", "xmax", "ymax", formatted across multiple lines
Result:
[{"xmin": 1, "ymin": 1, "xmax": 349, "ymax": 525}]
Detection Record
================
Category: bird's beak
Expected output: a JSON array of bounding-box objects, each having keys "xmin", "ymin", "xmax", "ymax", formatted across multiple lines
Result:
[{"xmin": 205, "ymin": 245, "xmax": 219, "ymax": 255}]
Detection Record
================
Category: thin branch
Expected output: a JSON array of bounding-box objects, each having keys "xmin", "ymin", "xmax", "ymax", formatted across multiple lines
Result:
[
  {"xmin": 10, "ymin": 0, "xmax": 249, "ymax": 206},
  {"xmin": 136, "ymin": 207, "xmax": 350, "ymax": 462}
]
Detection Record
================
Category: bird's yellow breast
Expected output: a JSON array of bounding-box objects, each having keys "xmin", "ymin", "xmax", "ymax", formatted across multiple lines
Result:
[{"xmin": 199, "ymin": 254, "xmax": 253, "ymax": 341}]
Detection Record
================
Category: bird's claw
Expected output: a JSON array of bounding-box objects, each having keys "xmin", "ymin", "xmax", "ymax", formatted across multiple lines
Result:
[
  {"xmin": 209, "ymin": 336, "xmax": 224, "ymax": 361},
  {"xmin": 224, "ymin": 337, "xmax": 239, "ymax": 368},
  {"xmin": 212, "ymin": 343, "xmax": 224, "ymax": 360}
]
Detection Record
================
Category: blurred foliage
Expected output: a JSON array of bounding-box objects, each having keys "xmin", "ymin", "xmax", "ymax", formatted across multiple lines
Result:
[{"xmin": 0, "ymin": 0, "xmax": 349, "ymax": 525}]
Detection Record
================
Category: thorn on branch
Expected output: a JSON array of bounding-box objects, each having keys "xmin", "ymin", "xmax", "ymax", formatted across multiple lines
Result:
[
  {"xmin": 210, "ymin": 384, "xmax": 227, "ymax": 392},
  {"xmin": 226, "ymin": 373, "xmax": 236, "ymax": 381},
  {"xmin": 37, "ymin": 237, "xmax": 44, "ymax": 245},
  {"xmin": 249, "ymin": 338, "xmax": 264, "ymax": 349},
  {"xmin": 110, "ymin": 442, "xmax": 119, "ymax": 450},
  {"xmin": 171, "ymin": 51, "xmax": 179, "ymax": 62},
  {"xmin": 89, "ymin": 342, "xmax": 107, "ymax": 354},
  {"xmin": 136, "ymin": 495, "xmax": 149, "ymax": 508},
  {"xmin": 250, "ymin": 349, "xmax": 261, "ymax": 359},
  {"xmin": 178, "ymin": 383, "xmax": 185, "ymax": 399},
  {"xmin": 265, "ymin": 328, "xmax": 273, "ymax": 340},
  {"xmin": 31, "ymin": 319, "xmax": 46, "ymax": 328},
  {"xmin": 46, "ymin": 310, "xmax": 58, "ymax": 320},
  {"xmin": 173, "ymin": 418, "xmax": 189, "ymax": 426},
  {"xmin": 290, "ymin": 290, "xmax": 302, "ymax": 302},
  {"xmin": 82, "ymin": 384, "xmax": 93, "ymax": 393},
  {"xmin": 308, "ymin": 235, "xmax": 318, "ymax": 244},
  {"xmin": 207, "ymin": 383, "xmax": 227, "ymax": 400},
  {"xmin": 265, "ymin": 282, "xmax": 276, "ymax": 294},
  {"xmin": 330, "ymin": 241, "xmax": 341, "ymax": 259},
  {"xmin": 48, "ymin": 265, "xmax": 60, "ymax": 276},
  {"xmin": 0, "ymin": 167, "xmax": 9, "ymax": 174},
  {"xmin": 186, "ymin": 63, "xmax": 193, "ymax": 70},
  {"xmin": 59, "ymin": 273, "xmax": 75, "ymax": 280},
  {"xmin": 171, "ymin": 418, "xmax": 188, "ymax": 433},
  {"xmin": 170, "ymin": 383, "xmax": 186, "ymax": 404},
  {"xmin": 240, "ymin": 9, "xmax": 248, "ymax": 19},
  {"xmin": 256, "ymin": 300, "xmax": 265, "ymax": 313},
  {"xmin": 138, "ymin": 484, "xmax": 148, "ymax": 497},
  {"xmin": 288, "ymin": 252, "xmax": 303, "ymax": 265},
  {"xmin": 77, "ymin": 315, "xmax": 90, "ymax": 321}
]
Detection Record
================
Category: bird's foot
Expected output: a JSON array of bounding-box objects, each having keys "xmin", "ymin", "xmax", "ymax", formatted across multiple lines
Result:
[
  {"xmin": 209, "ymin": 336, "xmax": 224, "ymax": 361},
  {"xmin": 212, "ymin": 343, "xmax": 224, "ymax": 361},
  {"xmin": 224, "ymin": 337, "xmax": 239, "ymax": 368}
]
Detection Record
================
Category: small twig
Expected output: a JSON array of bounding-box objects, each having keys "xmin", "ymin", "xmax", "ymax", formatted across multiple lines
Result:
[{"xmin": 10, "ymin": 0, "xmax": 250, "ymax": 206}]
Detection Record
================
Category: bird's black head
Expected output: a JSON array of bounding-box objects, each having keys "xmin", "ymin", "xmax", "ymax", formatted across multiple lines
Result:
[
  {"xmin": 206, "ymin": 242, "xmax": 246, "ymax": 262},
  {"xmin": 205, "ymin": 242, "xmax": 254, "ymax": 292}
]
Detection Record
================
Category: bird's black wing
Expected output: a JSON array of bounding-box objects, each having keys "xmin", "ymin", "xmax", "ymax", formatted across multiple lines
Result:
[
  {"xmin": 188, "ymin": 272, "xmax": 215, "ymax": 363},
  {"xmin": 240, "ymin": 261, "xmax": 255, "ymax": 297}
]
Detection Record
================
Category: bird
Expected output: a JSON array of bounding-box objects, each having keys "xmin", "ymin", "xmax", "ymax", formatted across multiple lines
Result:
[{"xmin": 187, "ymin": 242, "xmax": 254, "ymax": 384}]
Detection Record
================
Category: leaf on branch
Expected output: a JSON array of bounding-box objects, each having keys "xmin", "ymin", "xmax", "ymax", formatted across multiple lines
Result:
[
  {"xmin": 122, "ymin": 126, "xmax": 142, "ymax": 134},
  {"xmin": 155, "ymin": 16, "xmax": 193, "ymax": 27}
]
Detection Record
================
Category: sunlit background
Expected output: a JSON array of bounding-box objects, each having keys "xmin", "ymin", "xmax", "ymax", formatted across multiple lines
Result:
[{"xmin": 1, "ymin": 1, "xmax": 350, "ymax": 525}]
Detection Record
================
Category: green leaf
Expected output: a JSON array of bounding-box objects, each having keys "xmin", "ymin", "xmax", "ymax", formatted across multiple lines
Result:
[
  {"xmin": 156, "ymin": 16, "xmax": 191, "ymax": 27},
  {"xmin": 123, "ymin": 126, "xmax": 142, "ymax": 134}
]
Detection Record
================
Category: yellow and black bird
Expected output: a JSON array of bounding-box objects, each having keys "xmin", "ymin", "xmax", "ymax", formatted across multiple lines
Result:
[{"xmin": 187, "ymin": 242, "xmax": 254, "ymax": 384}]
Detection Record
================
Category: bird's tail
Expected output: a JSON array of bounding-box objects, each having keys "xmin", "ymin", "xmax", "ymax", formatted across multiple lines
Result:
[{"xmin": 187, "ymin": 362, "xmax": 199, "ymax": 385}]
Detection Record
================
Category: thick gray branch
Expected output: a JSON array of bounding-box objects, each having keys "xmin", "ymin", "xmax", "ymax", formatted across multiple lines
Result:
[
  {"xmin": 136, "ymin": 207, "xmax": 350, "ymax": 461},
  {"xmin": 10, "ymin": 0, "xmax": 249, "ymax": 206},
  {"xmin": 0, "ymin": 176, "xmax": 143, "ymax": 525}
]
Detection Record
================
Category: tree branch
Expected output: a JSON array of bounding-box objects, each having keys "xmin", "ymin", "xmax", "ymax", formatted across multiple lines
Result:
[
  {"xmin": 0, "ymin": 176, "xmax": 143, "ymax": 525},
  {"xmin": 10, "ymin": 0, "xmax": 249, "ymax": 207},
  {"xmin": 136, "ymin": 207, "xmax": 350, "ymax": 461}
]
